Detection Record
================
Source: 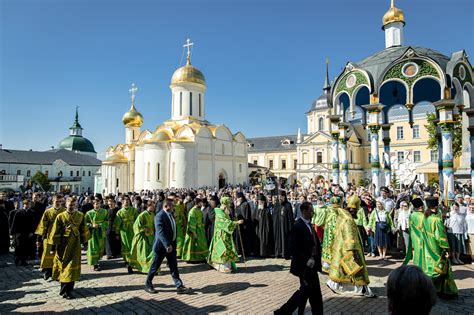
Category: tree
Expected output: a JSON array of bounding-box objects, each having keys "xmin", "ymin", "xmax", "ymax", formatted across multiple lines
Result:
[
  {"xmin": 425, "ymin": 112, "xmax": 463, "ymax": 157},
  {"xmin": 31, "ymin": 171, "xmax": 51, "ymax": 192}
]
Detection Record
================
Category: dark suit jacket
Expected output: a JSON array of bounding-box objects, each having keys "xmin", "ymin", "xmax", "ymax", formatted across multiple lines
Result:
[
  {"xmin": 289, "ymin": 218, "xmax": 322, "ymax": 278},
  {"xmin": 153, "ymin": 210, "xmax": 175, "ymax": 253}
]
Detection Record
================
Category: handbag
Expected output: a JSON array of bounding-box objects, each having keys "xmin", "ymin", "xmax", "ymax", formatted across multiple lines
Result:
[{"xmin": 376, "ymin": 210, "xmax": 389, "ymax": 232}]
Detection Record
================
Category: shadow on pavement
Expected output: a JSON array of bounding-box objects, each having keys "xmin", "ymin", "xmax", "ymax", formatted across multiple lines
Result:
[
  {"xmin": 198, "ymin": 281, "xmax": 267, "ymax": 296},
  {"xmin": 65, "ymin": 297, "xmax": 227, "ymax": 314}
]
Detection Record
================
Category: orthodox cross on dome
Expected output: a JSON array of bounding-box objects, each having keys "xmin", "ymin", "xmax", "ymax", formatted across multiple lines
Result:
[
  {"xmin": 184, "ymin": 38, "xmax": 194, "ymax": 65},
  {"xmin": 129, "ymin": 83, "xmax": 138, "ymax": 106}
]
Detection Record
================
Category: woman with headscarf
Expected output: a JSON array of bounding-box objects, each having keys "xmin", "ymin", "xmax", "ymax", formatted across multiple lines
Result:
[
  {"xmin": 207, "ymin": 196, "xmax": 243, "ymax": 273},
  {"xmin": 368, "ymin": 199, "xmax": 394, "ymax": 260}
]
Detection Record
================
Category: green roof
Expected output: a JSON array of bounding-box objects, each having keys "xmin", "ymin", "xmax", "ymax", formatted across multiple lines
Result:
[{"xmin": 58, "ymin": 135, "xmax": 96, "ymax": 153}]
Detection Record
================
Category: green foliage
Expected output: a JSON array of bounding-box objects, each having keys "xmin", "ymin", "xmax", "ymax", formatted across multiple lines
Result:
[
  {"xmin": 425, "ymin": 113, "xmax": 463, "ymax": 158},
  {"xmin": 391, "ymin": 169, "xmax": 400, "ymax": 188},
  {"xmin": 31, "ymin": 171, "xmax": 51, "ymax": 192}
]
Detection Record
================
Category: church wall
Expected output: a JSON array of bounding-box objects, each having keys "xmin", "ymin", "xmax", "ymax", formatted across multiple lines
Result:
[
  {"xmin": 169, "ymin": 142, "xmax": 196, "ymax": 188},
  {"xmin": 214, "ymin": 157, "xmax": 234, "ymax": 185},
  {"xmin": 196, "ymin": 137, "xmax": 212, "ymax": 154},
  {"xmin": 197, "ymin": 158, "xmax": 213, "ymax": 187},
  {"xmin": 134, "ymin": 146, "xmax": 144, "ymax": 191},
  {"xmin": 143, "ymin": 143, "xmax": 169, "ymax": 190}
]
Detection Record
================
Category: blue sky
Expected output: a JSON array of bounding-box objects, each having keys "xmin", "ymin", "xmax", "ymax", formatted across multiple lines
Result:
[{"xmin": 1, "ymin": 0, "xmax": 473, "ymax": 158}]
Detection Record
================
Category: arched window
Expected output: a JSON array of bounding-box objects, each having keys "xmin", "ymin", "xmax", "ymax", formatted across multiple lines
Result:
[
  {"xmin": 190, "ymin": 92, "xmax": 193, "ymax": 115},
  {"xmin": 350, "ymin": 150, "xmax": 353, "ymax": 163},
  {"xmin": 302, "ymin": 152, "xmax": 308, "ymax": 164},
  {"xmin": 179, "ymin": 92, "xmax": 183, "ymax": 116},
  {"xmin": 199, "ymin": 94, "xmax": 202, "ymax": 116},
  {"xmin": 172, "ymin": 162, "xmax": 176, "ymax": 181},
  {"xmin": 318, "ymin": 117, "xmax": 324, "ymax": 131},
  {"xmin": 156, "ymin": 163, "xmax": 160, "ymax": 181},
  {"xmin": 147, "ymin": 162, "xmax": 150, "ymax": 181},
  {"xmin": 222, "ymin": 143, "xmax": 225, "ymax": 155}
]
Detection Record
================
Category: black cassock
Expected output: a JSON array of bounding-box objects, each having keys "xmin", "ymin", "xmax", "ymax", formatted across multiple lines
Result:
[
  {"xmin": 10, "ymin": 208, "xmax": 36, "ymax": 264},
  {"xmin": 257, "ymin": 207, "xmax": 274, "ymax": 257},
  {"xmin": 272, "ymin": 201, "xmax": 294, "ymax": 259},
  {"xmin": 235, "ymin": 201, "xmax": 254, "ymax": 257},
  {"xmin": 203, "ymin": 205, "xmax": 215, "ymax": 245},
  {"xmin": 105, "ymin": 206, "xmax": 121, "ymax": 258},
  {"xmin": 30, "ymin": 201, "xmax": 47, "ymax": 258},
  {"xmin": 0, "ymin": 199, "xmax": 14, "ymax": 255}
]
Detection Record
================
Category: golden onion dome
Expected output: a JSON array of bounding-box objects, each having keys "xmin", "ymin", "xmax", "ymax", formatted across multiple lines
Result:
[
  {"xmin": 171, "ymin": 59, "xmax": 206, "ymax": 87},
  {"xmin": 122, "ymin": 104, "xmax": 143, "ymax": 127},
  {"xmin": 382, "ymin": 0, "xmax": 405, "ymax": 28}
]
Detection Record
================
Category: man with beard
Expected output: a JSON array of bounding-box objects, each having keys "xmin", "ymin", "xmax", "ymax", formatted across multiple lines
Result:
[
  {"xmin": 48, "ymin": 196, "xmax": 89, "ymax": 299},
  {"xmin": 81, "ymin": 196, "xmax": 93, "ymax": 215},
  {"xmin": 35, "ymin": 194, "xmax": 65, "ymax": 280},
  {"xmin": 235, "ymin": 192, "xmax": 253, "ymax": 258},
  {"xmin": 181, "ymin": 198, "xmax": 208, "ymax": 262},
  {"xmin": 85, "ymin": 198, "xmax": 109, "ymax": 271},
  {"xmin": 10, "ymin": 199, "xmax": 36, "ymax": 266},
  {"xmin": 256, "ymin": 194, "xmax": 274, "ymax": 257},
  {"xmin": 105, "ymin": 197, "xmax": 121, "ymax": 259},
  {"xmin": 0, "ymin": 192, "xmax": 14, "ymax": 255},
  {"xmin": 113, "ymin": 195, "xmax": 138, "ymax": 273},
  {"xmin": 130, "ymin": 200, "xmax": 156, "ymax": 273},
  {"xmin": 273, "ymin": 191, "xmax": 294, "ymax": 259}
]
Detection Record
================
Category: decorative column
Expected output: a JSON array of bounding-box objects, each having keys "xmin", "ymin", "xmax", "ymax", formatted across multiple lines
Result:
[
  {"xmin": 363, "ymin": 103, "xmax": 384, "ymax": 197},
  {"xmin": 339, "ymin": 122, "xmax": 349, "ymax": 190},
  {"xmin": 434, "ymin": 97, "xmax": 456, "ymax": 203},
  {"xmin": 381, "ymin": 123, "xmax": 392, "ymax": 188},
  {"xmin": 329, "ymin": 115, "xmax": 341, "ymax": 185},
  {"xmin": 433, "ymin": 118, "xmax": 444, "ymax": 194},
  {"xmin": 464, "ymin": 108, "xmax": 474, "ymax": 196}
]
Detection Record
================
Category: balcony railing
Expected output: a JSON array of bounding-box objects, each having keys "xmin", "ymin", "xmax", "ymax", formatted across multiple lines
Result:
[{"xmin": 0, "ymin": 175, "xmax": 24, "ymax": 182}]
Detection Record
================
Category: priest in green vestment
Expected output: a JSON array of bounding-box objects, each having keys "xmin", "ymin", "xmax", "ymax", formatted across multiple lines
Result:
[
  {"xmin": 48, "ymin": 197, "xmax": 90, "ymax": 299},
  {"xmin": 420, "ymin": 197, "xmax": 458, "ymax": 297},
  {"xmin": 182, "ymin": 198, "xmax": 208, "ymax": 262},
  {"xmin": 113, "ymin": 195, "xmax": 138, "ymax": 273},
  {"xmin": 174, "ymin": 197, "xmax": 187, "ymax": 258},
  {"xmin": 320, "ymin": 196, "xmax": 374, "ymax": 297},
  {"xmin": 208, "ymin": 196, "xmax": 243, "ymax": 273},
  {"xmin": 129, "ymin": 200, "xmax": 156, "ymax": 273},
  {"xmin": 85, "ymin": 198, "xmax": 109, "ymax": 270},
  {"xmin": 402, "ymin": 197, "xmax": 425, "ymax": 268},
  {"xmin": 35, "ymin": 194, "xmax": 65, "ymax": 280},
  {"xmin": 312, "ymin": 197, "xmax": 338, "ymax": 271}
]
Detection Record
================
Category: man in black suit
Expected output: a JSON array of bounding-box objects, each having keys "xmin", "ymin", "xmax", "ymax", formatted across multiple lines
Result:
[
  {"xmin": 275, "ymin": 201, "xmax": 323, "ymax": 315},
  {"xmin": 145, "ymin": 198, "xmax": 189, "ymax": 294}
]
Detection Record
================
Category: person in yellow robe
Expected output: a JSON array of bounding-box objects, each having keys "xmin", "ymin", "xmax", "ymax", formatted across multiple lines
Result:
[
  {"xmin": 324, "ymin": 196, "xmax": 375, "ymax": 298},
  {"xmin": 35, "ymin": 194, "xmax": 65, "ymax": 281},
  {"xmin": 48, "ymin": 196, "xmax": 90, "ymax": 299}
]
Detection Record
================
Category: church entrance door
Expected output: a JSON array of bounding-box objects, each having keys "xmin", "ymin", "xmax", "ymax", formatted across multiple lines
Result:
[{"xmin": 218, "ymin": 173, "xmax": 226, "ymax": 189}]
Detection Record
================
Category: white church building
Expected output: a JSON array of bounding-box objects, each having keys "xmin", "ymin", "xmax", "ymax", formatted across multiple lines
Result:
[{"xmin": 102, "ymin": 40, "xmax": 248, "ymax": 194}]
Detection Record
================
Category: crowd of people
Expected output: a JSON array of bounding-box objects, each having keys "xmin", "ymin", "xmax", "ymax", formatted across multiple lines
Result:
[{"xmin": 0, "ymin": 180, "xmax": 472, "ymax": 312}]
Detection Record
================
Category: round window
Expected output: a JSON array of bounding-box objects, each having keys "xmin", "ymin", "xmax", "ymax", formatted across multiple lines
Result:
[
  {"xmin": 402, "ymin": 62, "xmax": 418, "ymax": 78},
  {"xmin": 459, "ymin": 65, "xmax": 466, "ymax": 80},
  {"xmin": 346, "ymin": 74, "xmax": 356, "ymax": 88}
]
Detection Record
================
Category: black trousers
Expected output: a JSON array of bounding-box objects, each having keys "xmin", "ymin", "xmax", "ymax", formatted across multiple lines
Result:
[
  {"xmin": 276, "ymin": 270, "xmax": 323, "ymax": 315},
  {"xmin": 145, "ymin": 242, "xmax": 182, "ymax": 289},
  {"xmin": 60, "ymin": 282, "xmax": 75, "ymax": 295}
]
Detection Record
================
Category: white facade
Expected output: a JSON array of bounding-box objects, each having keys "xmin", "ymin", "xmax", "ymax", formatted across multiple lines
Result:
[
  {"xmin": 102, "ymin": 50, "xmax": 248, "ymax": 194},
  {"xmin": 0, "ymin": 154, "xmax": 100, "ymax": 193}
]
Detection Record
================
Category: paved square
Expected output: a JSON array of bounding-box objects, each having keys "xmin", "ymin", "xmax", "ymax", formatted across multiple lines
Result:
[{"xmin": 0, "ymin": 253, "xmax": 473, "ymax": 314}]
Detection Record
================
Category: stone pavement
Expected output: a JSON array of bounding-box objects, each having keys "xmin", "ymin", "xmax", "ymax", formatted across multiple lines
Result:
[{"xmin": 0, "ymin": 252, "xmax": 473, "ymax": 314}]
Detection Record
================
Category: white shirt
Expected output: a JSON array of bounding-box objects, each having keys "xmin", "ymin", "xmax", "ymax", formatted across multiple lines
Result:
[
  {"xmin": 374, "ymin": 209, "xmax": 388, "ymax": 222},
  {"xmin": 379, "ymin": 197, "xmax": 395, "ymax": 213},
  {"xmin": 466, "ymin": 212, "xmax": 474, "ymax": 234},
  {"xmin": 397, "ymin": 210, "xmax": 410, "ymax": 231},
  {"xmin": 446, "ymin": 212, "xmax": 466, "ymax": 234}
]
